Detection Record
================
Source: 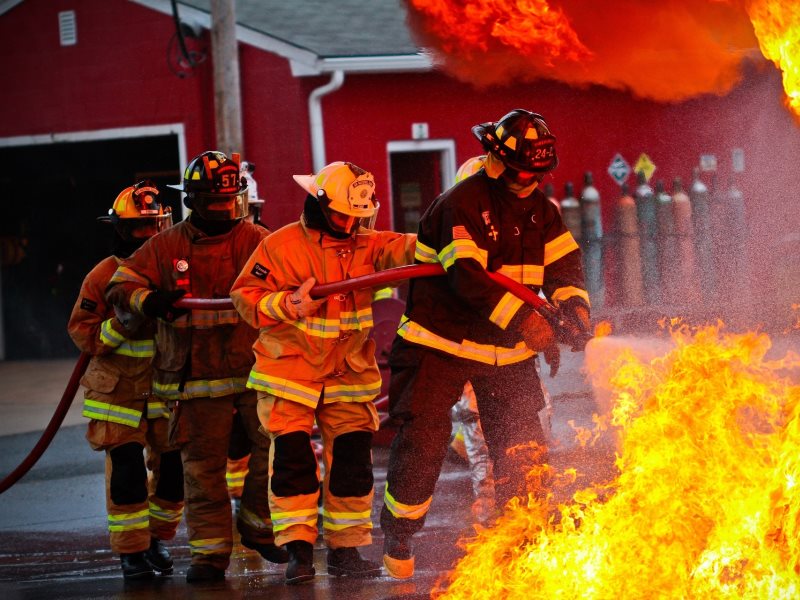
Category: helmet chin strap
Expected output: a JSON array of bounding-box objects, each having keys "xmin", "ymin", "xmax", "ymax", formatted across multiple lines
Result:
[
  {"xmin": 484, "ymin": 152, "xmax": 506, "ymax": 179},
  {"xmin": 302, "ymin": 195, "xmax": 354, "ymax": 239},
  {"xmin": 486, "ymin": 152, "xmax": 541, "ymax": 197},
  {"xmin": 189, "ymin": 212, "xmax": 238, "ymax": 236},
  {"xmin": 111, "ymin": 233, "xmax": 147, "ymax": 259},
  {"xmin": 505, "ymin": 179, "xmax": 540, "ymax": 198}
]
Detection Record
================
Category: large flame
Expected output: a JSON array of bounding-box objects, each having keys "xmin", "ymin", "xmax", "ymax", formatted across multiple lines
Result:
[
  {"xmin": 746, "ymin": 0, "xmax": 800, "ymax": 115},
  {"xmin": 404, "ymin": 0, "xmax": 799, "ymax": 112},
  {"xmin": 435, "ymin": 325, "xmax": 800, "ymax": 599}
]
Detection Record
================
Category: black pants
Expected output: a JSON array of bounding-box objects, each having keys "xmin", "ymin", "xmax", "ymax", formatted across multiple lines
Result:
[{"xmin": 380, "ymin": 340, "xmax": 546, "ymax": 542}]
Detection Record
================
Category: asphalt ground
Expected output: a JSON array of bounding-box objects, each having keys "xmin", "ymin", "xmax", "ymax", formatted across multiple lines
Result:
[
  {"xmin": 8, "ymin": 326, "xmax": 796, "ymax": 598},
  {"xmin": 0, "ymin": 349, "xmax": 609, "ymax": 599}
]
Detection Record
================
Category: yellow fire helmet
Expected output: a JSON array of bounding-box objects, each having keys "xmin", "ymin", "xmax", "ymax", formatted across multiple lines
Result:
[
  {"xmin": 455, "ymin": 155, "xmax": 486, "ymax": 184},
  {"xmin": 99, "ymin": 180, "xmax": 172, "ymax": 240},
  {"xmin": 293, "ymin": 161, "xmax": 376, "ymax": 235}
]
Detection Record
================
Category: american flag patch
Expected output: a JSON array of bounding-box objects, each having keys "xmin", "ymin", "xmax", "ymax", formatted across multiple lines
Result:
[{"xmin": 452, "ymin": 225, "xmax": 472, "ymax": 240}]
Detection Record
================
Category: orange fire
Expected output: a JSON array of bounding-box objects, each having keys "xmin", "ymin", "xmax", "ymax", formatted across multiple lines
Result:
[
  {"xmin": 404, "ymin": 0, "xmax": 799, "ymax": 113},
  {"xmin": 745, "ymin": 1, "xmax": 800, "ymax": 116},
  {"xmin": 434, "ymin": 325, "xmax": 800, "ymax": 598},
  {"xmin": 593, "ymin": 320, "xmax": 612, "ymax": 338}
]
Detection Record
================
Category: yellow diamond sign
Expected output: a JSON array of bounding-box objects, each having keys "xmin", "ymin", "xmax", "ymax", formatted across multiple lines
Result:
[{"xmin": 634, "ymin": 153, "xmax": 656, "ymax": 181}]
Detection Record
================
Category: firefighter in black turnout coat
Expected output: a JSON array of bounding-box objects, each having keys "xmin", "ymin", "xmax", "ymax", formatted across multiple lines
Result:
[{"xmin": 380, "ymin": 109, "xmax": 591, "ymax": 579}]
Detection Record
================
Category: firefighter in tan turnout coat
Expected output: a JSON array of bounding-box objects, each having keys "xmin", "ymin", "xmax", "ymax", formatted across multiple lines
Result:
[
  {"xmin": 106, "ymin": 151, "xmax": 288, "ymax": 583},
  {"xmin": 231, "ymin": 161, "xmax": 416, "ymax": 584},
  {"xmin": 68, "ymin": 181, "xmax": 182, "ymax": 581}
]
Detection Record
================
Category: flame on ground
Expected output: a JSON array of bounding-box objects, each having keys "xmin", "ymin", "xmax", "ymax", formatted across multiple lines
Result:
[
  {"xmin": 404, "ymin": 0, "xmax": 799, "ymax": 114},
  {"xmin": 434, "ymin": 325, "xmax": 800, "ymax": 599}
]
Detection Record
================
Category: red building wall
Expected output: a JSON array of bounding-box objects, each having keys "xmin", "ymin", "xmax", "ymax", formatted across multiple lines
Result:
[
  {"xmin": 322, "ymin": 67, "xmax": 800, "ymax": 247},
  {"xmin": 0, "ymin": 0, "xmax": 211, "ymax": 148},
  {"xmin": 0, "ymin": 0, "xmax": 312, "ymax": 227},
  {"xmin": 239, "ymin": 44, "xmax": 311, "ymax": 228},
  {"xmin": 3, "ymin": 0, "xmax": 799, "ymax": 308},
  {"xmin": 321, "ymin": 66, "xmax": 800, "ymax": 309}
]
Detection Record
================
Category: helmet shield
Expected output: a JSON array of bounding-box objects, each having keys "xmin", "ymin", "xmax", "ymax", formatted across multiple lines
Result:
[
  {"xmin": 189, "ymin": 189, "xmax": 248, "ymax": 221},
  {"xmin": 317, "ymin": 196, "xmax": 359, "ymax": 234},
  {"xmin": 472, "ymin": 109, "xmax": 558, "ymax": 173},
  {"xmin": 114, "ymin": 217, "xmax": 169, "ymax": 241}
]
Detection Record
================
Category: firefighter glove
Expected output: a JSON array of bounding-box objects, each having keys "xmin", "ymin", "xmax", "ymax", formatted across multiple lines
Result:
[
  {"xmin": 519, "ymin": 310, "xmax": 555, "ymax": 353},
  {"xmin": 114, "ymin": 305, "xmax": 145, "ymax": 332},
  {"xmin": 542, "ymin": 343, "xmax": 560, "ymax": 378},
  {"xmin": 283, "ymin": 277, "xmax": 326, "ymax": 320},
  {"xmin": 556, "ymin": 298, "xmax": 591, "ymax": 350},
  {"xmin": 142, "ymin": 289, "xmax": 189, "ymax": 322}
]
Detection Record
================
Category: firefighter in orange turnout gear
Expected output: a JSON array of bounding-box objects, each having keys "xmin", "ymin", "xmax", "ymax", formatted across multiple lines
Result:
[
  {"xmin": 106, "ymin": 151, "xmax": 288, "ymax": 583},
  {"xmin": 67, "ymin": 181, "xmax": 182, "ymax": 580},
  {"xmin": 230, "ymin": 161, "xmax": 416, "ymax": 584}
]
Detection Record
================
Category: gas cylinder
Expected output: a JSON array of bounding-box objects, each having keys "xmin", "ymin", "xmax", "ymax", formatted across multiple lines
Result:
[
  {"xmin": 713, "ymin": 175, "xmax": 748, "ymax": 313},
  {"xmin": 544, "ymin": 182, "xmax": 561, "ymax": 213},
  {"xmin": 689, "ymin": 167, "xmax": 715, "ymax": 304},
  {"xmin": 655, "ymin": 179, "xmax": 677, "ymax": 305},
  {"xmin": 671, "ymin": 177, "xmax": 695, "ymax": 303},
  {"xmin": 560, "ymin": 181, "xmax": 582, "ymax": 243},
  {"xmin": 580, "ymin": 172, "xmax": 604, "ymax": 306},
  {"xmin": 614, "ymin": 183, "xmax": 644, "ymax": 306},
  {"xmin": 708, "ymin": 172, "xmax": 726, "ymax": 307},
  {"xmin": 635, "ymin": 171, "xmax": 659, "ymax": 304}
]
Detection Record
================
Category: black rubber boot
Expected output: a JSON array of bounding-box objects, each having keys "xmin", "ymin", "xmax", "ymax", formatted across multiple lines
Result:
[
  {"xmin": 241, "ymin": 537, "xmax": 290, "ymax": 564},
  {"xmin": 144, "ymin": 538, "xmax": 173, "ymax": 574},
  {"xmin": 327, "ymin": 547, "xmax": 382, "ymax": 578},
  {"xmin": 186, "ymin": 563, "xmax": 226, "ymax": 583},
  {"xmin": 120, "ymin": 552, "xmax": 155, "ymax": 580},
  {"xmin": 285, "ymin": 540, "xmax": 315, "ymax": 585}
]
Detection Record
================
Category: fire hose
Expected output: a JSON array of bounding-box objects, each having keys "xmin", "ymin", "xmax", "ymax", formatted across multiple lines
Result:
[
  {"xmin": 174, "ymin": 263, "xmax": 592, "ymax": 351},
  {"xmin": 0, "ymin": 264, "xmax": 590, "ymax": 493},
  {"xmin": 0, "ymin": 351, "xmax": 91, "ymax": 494}
]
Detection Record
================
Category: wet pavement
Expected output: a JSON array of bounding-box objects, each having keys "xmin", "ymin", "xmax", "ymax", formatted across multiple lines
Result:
[{"xmin": 0, "ymin": 350, "xmax": 613, "ymax": 599}]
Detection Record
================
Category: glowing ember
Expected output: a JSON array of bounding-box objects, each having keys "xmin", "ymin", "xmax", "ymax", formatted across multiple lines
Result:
[
  {"xmin": 435, "ymin": 325, "xmax": 800, "ymax": 599},
  {"xmin": 746, "ymin": 0, "xmax": 800, "ymax": 117},
  {"xmin": 594, "ymin": 320, "xmax": 612, "ymax": 338}
]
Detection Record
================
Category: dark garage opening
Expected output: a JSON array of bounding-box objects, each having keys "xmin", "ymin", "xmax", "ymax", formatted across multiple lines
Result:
[
  {"xmin": 0, "ymin": 134, "xmax": 182, "ymax": 360},
  {"xmin": 389, "ymin": 150, "xmax": 443, "ymax": 234}
]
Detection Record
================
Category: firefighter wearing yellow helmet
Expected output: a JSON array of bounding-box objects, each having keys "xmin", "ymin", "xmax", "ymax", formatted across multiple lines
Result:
[
  {"xmin": 294, "ymin": 160, "xmax": 378, "ymax": 237},
  {"xmin": 107, "ymin": 151, "xmax": 287, "ymax": 583},
  {"xmin": 68, "ymin": 181, "xmax": 182, "ymax": 581},
  {"xmin": 380, "ymin": 109, "xmax": 591, "ymax": 579},
  {"xmin": 99, "ymin": 180, "xmax": 172, "ymax": 255},
  {"xmin": 230, "ymin": 161, "xmax": 416, "ymax": 584}
]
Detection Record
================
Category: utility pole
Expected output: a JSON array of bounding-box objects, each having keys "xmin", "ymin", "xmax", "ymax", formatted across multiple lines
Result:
[{"xmin": 210, "ymin": 0, "xmax": 243, "ymax": 155}]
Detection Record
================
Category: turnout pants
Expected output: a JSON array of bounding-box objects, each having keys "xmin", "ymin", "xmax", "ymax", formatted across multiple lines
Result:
[
  {"xmin": 87, "ymin": 416, "xmax": 184, "ymax": 555},
  {"xmin": 169, "ymin": 391, "xmax": 274, "ymax": 569},
  {"xmin": 257, "ymin": 393, "xmax": 379, "ymax": 549},
  {"xmin": 226, "ymin": 409, "xmax": 252, "ymax": 499},
  {"xmin": 380, "ymin": 342, "xmax": 546, "ymax": 543}
]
